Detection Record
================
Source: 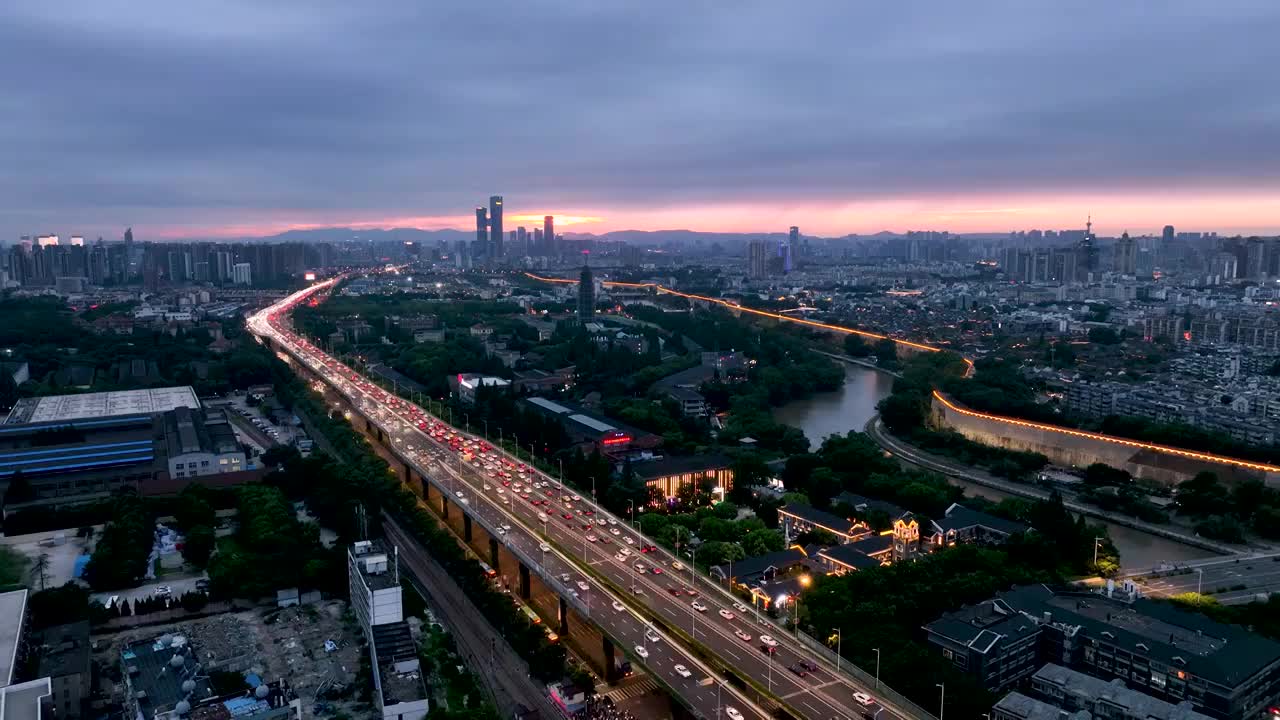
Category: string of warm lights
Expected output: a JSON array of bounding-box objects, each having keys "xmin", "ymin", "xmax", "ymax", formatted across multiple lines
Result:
[{"xmin": 524, "ymin": 271, "xmax": 1277, "ymax": 476}]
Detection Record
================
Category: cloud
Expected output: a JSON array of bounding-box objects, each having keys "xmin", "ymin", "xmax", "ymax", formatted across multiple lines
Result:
[{"xmin": 2, "ymin": 0, "xmax": 1279, "ymax": 239}]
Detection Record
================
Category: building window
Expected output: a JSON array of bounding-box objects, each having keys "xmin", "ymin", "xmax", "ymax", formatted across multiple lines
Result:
[
  {"xmin": 1150, "ymin": 671, "xmax": 1166, "ymax": 689},
  {"xmin": 202, "ymin": 460, "xmax": 210, "ymax": 466}
]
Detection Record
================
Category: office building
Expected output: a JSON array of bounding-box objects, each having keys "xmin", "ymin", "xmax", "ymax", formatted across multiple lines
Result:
[
  {"xmin": 578, "ymin": 262, "xmax": 595, "ymax": 322},
  {"xmin": 347, "ymin": 540, "xmax": 429, "ymax": 720},
  {"xmin": 925, "ymin": 584, "xmax": 1280, "ymax": 720},
  {"xmin": 789, "ymin": 226, "xmax": 800, "ymax": 258},
  {"xmin": 1115, "ymin": 232, "xmax": 1138, "ymax": 275},
  {"xmin": 232, "ymin": 262, "xmax": 252, "ymax": 285},
  {"xmin": 157, "ymin": 407, "xmax": 246, "ymax": 479},
  {"xmin": 544, "ymin": 216, "xmax": 555, "ymax": 256},
  {"xmin": 475, "ymin": 206, "xmax": 488, "ymax": 258},
  {"xmin": 748, "ymin": 239, "xmax": 768, "ymax": 279},
  {"xmin": 516, "ymin": 226, "xmax": 528, "ymax": 256},
  {"xmin": 489, "ymin": 195, "xmax": 503, "ymax": 260}
]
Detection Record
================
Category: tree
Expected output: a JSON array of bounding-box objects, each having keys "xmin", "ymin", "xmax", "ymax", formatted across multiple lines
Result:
[
  {"xmin": 873, "ymin": 339, "xmax": 899, "ymax": 368},
  {"xmin": 30, "ymin": 553, "xmax": 50, "ymax": 591},
  {"xmin": 183, "ymin": 525, "xmax": 215, "ymax": 568},
  {"xmin": 729, "ymin": 453, "xmax": 770, "ymax": 504},
  {"xmin": 843, "ymin": 334, "xmax": 871, "ymax": 357},
  {"xmin": 1087, "ymin": 327, "xmax": 1122, "ymax": 345},
  {"xmin": 1177, "ymin": 472, "xmax": 1231, "ymax": 517},
  {"xmin": 807, "ymin": 468, "xmax": 841, "ymax": 509},
  {"xmin": 174, "ymin": 485, "xmax": 216, "ymax": 530}
]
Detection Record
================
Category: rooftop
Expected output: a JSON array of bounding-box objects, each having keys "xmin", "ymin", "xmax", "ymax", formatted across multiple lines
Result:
[
  {"xmin": 5, "ymin": 386, "xmax": 200, "ymax": 424},
  {"xmin": 631, "ymin": 454, "xmax": 732, "ymax": 481},
  {"xmin": 779, "ymin": 503, "xmax": 865, "ymax": 538},
  {"xmin": 372, "ymin": 622, "xmax": 427, "ymax": 707},
  {"xmin": 350, "ymin": 540, "xmax": 400, "ymax": 591},
  {"xmin": 120, "ymin": 634, "xmax": 215, "ymax": 716},
  {"xmin": 0, "ymin": 591, "xmax": 27, "ymax": 686},
  {"xmin": 1032, "ymin": 663, "xmax": 1212, "ymax": 720},
  {"xmin": 932, "ymin": 503, "xmax": 1030, "ymax": 537},
  {"xmin": 36, "ymin": 621, "xmax": 91, "ymax": 679},
  {"xmin": 993, "ymin": 691, "xmax": 1087, "ymax": 720},
  {"xmin": 0, "ymin": 678, "xmax": 52, "ymax": 720},
  {"xmin": 818, "ymin": 543, "xmax": 885, "ymax": 571},
  {"xmin": 161, "ymin": 407, "xmax": 240, "ymax": 458}
]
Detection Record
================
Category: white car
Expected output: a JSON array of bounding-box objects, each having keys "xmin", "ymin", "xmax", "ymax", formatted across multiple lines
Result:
[
  {"xmin": 634, "ymin": 563, "xmax": 647, "ymax": 573},
  {"xmin": 624, "ymin": 536, "xmax": 635, "ymax": 545},
  {"xmin": 718, "ymin": 609, "xmax": 735, "ymax": 620},
  {"xmin": 734, "ymin": 629, "xmax": 752, "ymax": 642},
  {"xmin": 610, "ymin": 528, "xmax": 622, "ymax": 536},
  {"xmin": 572, "ymin": 494, "xmax": 581, "ymax": 501},
  {"xmin": 619, "ymin": 548, "xmax": 632, "ymax": 557},
  {"xmin": 585, "ymin": 534, "xmax": 598, "ymax": 542},
  {"xmin": 725, "ymin": 708, "xmax": 743, "ymax": 720},
  {"xmin": 645, "ymin": 629, "xmax": 661, "ymax": 643},
  {"xmin": 496, "ymin": 526, "xmax": 506, "ymax": 535},
  {"xmin": 733, "ymin": 602, "xmax": 749, "ymax": 613},
  {"xmin": 634, "ymin": 645, "xmax": 649, "ymax": 659},
  {"xmin": 501, "ymin": 524, "xmax": 511, "ymax": 532},
  {"xmin": 614, "ymin": 553, "xmax": 628, "ymax": 562},
  {"xmin": 483, "ymin": 483, "xmax": 491, "ymax": 491},
  {"xmin": 674, "ymin": 664, "xmax": 691, "ymax": 678},
  {"xmin": 612, "ymin": 600, "xmax": 626, "ymax": 612},
  {"xmin": 853, "ymin": 692, "xmax": 875, "ymax": 706},
  {"xmin": 539, "ymin": 543, "xmax": 551, "ymax": 552},
  {"xmin": 607, "ymin": 518, "xmax": 617, "ymax": 526},
  {"xmin": 691, "ymin": 601, "xmax": 708, "ymax": 612},
  {"xmin": 760, "ymin": 635, "xmax": 778, "ymax": 647},
  {"xmin": 576, "ymin": 581, "xmax": 590, "ymax": 592},
  {"xmin": 560, "ymin": 573, "xmax": 572, "ymax": 582},
  {"xmin": 454, "ymin": 490, "xmax": 464, "ymax": 499}
]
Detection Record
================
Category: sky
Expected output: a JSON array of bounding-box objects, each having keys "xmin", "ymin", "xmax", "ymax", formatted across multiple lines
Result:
[{"xmin": 4, "ymin": 1, "xmax": 1280, "ymax": 241}]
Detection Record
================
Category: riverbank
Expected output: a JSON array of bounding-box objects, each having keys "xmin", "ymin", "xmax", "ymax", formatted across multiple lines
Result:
[
  {"xmin": 812, "ymin": 350, "xmax": 903, "ymax": 378},
  {"xmin": 864, "ymin": 417, "xmax": 1242, "ymax": 563}
]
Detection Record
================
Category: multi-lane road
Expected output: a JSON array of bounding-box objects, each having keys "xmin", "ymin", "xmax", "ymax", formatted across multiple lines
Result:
[{"xmin": 249, "ymin": 280, "xmax": 921, "ymax": 720}]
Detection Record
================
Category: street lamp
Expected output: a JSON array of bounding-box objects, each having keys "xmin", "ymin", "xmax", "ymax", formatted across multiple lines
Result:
[
  {"xmin": 1094, "ymin": 536, "xmax": 1104, "ymax": 568},
  {"xmin": 937, "ymin": 683, "xmax": 945, "ymax": 720},
  {"xmin": 873, "ymin": 647, "xmax": 881, "ymax": 689},
  {"xmin": 1196, "ymin": 567, "xmax": 1204, "ymax": 595}
]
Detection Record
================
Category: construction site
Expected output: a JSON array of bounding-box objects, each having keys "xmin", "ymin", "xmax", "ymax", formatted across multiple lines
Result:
[{"xmin": 92, "ymin": 601, "xmax": 369, "ymax": 718}]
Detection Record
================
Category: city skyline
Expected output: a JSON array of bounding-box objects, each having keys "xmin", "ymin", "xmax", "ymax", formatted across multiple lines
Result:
[{"xmin": 5, "ymin": 2, "xmax": 1280, "ymax": 240}]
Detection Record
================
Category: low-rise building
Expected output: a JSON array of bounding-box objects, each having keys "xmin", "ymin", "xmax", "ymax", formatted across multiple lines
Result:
[
  {"xmin": 157, "ymin": 407, "xmax": 246, "ymax": 479},
  {"xmin": 36, "ymin": 621, "xmax": 91, "ymax": 718},
  {"xmin": 519, "ymin": 397, "xmax": 661, "ymax": 456},
  {"xmin": 778, "ymin": 504, "xmax": 872, "ymax": 544},
  {"xmin": 925, "ymin": 584, "xmax": 1280, "ymax": 720},
  {"xmin": 665, "ymin": 387, "xmax": 706, "ymax": 417},
  {"xmin": 1019, "ymin": 663, "xmax": 1212, "ymax": 720},
  {"xmin": 630, "ymin": 454, "xmax": 732, "ymax": 501},
  {"xmin": 453, "ymin": 373, "xmax": 510, "ymax": 404},
  {"xmin": 926, "ymin": 503, "xmax": 1030, "ymax": 548},
  {"xmin": 346, "ymin": 540, "xmax": 428, "ymax": 720}
]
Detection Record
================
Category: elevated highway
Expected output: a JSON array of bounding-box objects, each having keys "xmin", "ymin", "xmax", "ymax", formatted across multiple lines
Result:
[{"xmin": 249, "ymin": 280, "xmax": 927, "ymax": 720}]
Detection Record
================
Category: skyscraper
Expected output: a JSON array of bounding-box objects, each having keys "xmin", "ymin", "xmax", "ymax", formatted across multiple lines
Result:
[
  {"xmin": 789, "ymin": 226, "xmax": 800, "ymax": 259},
  {"xmin": 516, "ymin": 227, "xmax": 528, "ymax": 256},
  {"xmin": 577, "ymin": 260, "xmax": 594, "ymax": 323},
  {"xmin": 777, "ymin": 235, "xmax": 792, "ymax": 274},
  {"xmin": 748, "ymin": 240, "xmax": 768, "ymax": 279},
  {"xmin": 475, "ymin": 207, "xmax": 488, "ymax": 260},
  {"xmin": 544, "ymin": 216, "xmax": 555, "ymax": 256},
  {"xmin": 1114, "ymin": 232, "xmax": 1137, "ymax": 275},
  {"xmin": 489, "ymin": 195, "xmax": 504, "ymax": 260},
  {"xmin": 1162, "ymin": 225, "xmax": 1175, "ymax": 244}
]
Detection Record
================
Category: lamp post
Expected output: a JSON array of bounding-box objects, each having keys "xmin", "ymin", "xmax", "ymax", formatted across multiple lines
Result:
[
  {"xmin": 873, "ymin": 647, "xmax": 881, "ymax": 689},
  {"xmin": 834, "ymin": 629, "xmax": 842, "ymax": 673},
  {"xmin": 937, "ymin": 683, "xmax": 945, "ymax": 720},
  {"xmin": 482, "ymin": 418, "xmax": 489, "ymax": 440},
  {"xmin": 1196, "ymin": 567, "xmax": 1204, "ymax": 595},
  {"xmin": 1094, "ymin": 536, "xmax": 1104, "ymax": 568}
]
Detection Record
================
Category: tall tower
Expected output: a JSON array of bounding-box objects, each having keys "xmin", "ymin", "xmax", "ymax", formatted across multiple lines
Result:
[
  {"xmin": 489, "ymin": 195, "xmax": 504, "ymax": 260},
  {"xmin": 544, "ymin": 216, "xmax": 555, "ymax": 256},
  {"xmin": 475, "ymin": 206, "xmax": 488, "ymax": 261},
  {"xmin": 577, "ymin": 258, "xmax": 594, "ymax": 323},
  {"xmin": 789, "ymin": 226, "xmax": 800, "ymax": 259}
]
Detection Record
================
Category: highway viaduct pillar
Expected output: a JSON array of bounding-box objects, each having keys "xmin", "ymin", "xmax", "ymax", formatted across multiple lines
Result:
[
  {"xmin": 518, "ymin": 563, "xmax": 531, "ymax": 599},
  {"xmin": 559, "ymin": 597, "xmax": 569, "ymax": 636},
  {"xmin": 441, "ymin": 495, "xmax": 449, "ymax": 519},
  {"xmin": 489, "ymin": 538, "xmax": 500, "ymax": 571},
  {"xmin": 602, "ymin": 637, "xmax": 619, "ymax": 683},
  {"xmin": 401, "ymin": 460, "xmax": 411, "ymax": 481},
  {"xmin": 463, "ymin": 514, "xmax": 472, "ymax": 542}
]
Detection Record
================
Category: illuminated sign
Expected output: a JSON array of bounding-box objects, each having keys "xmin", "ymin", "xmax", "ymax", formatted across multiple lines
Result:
[
  {"xmin": 304, "ymin": 272, "xmax": 317, "ymax": 281},
  {"xmin": 601, "ymin": 433, "xmax": 632, "ymax": 446}
]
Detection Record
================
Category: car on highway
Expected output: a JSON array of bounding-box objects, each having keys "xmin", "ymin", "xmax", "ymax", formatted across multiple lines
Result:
[
  {"xmin": 641, "ymin": 544, "xmax": 657, "ymax": 553},
  {"xmin": 496, "ymin": 526, "xmax": 506, "ymax": 535},
  {"xmin": 633, "ymin": 562, "xmax": 647, "ymax": 573},
  {"xmin": 560, "ymin": 573, "xmax": 572, "ymax": 582},
  {"xmin": 576, "ymin": 581, "xmax": 590, "ymax": 592},
  {"xmin": 799, "ymin": 660, "xmax": 818, "ymax": 673},
  {"xmin": 585, "ymin": 534, "xmax": 598, "ymax": 542},
  {"xmin": 725, "ymin": 708, "xmax": 743, "ymax": 720},
  {"xmin": 634, "ymin": 645, "xmax": 649, "ymax": 659},
  {"xmin": 537, "ymin": 513, "xmax": 548, "ymax": 522},
  {"xmin": 454, "ymin": 490, "xmax": 464, "ymax": 499},
  {"xmin": 672, "ymin": 561, "xmax": 684, "ymax": 571},
  {"xmin": 645, "ymin": 629, "xmax": 660, "ymax": 643},
  {"xmin": 759, "ymin": 644, "xmax": 777, "ymax": 655},
  {"xmin": 651, "ymin": 566, "xmax": 663, "ymax": 575},
  {"xmin": 734, "ymin": 629, "xmax": 752, "ymax": 642},
  {"xmin": 610, "ymin": 527, "xmax": 621, "ymax": 536},
  {"xmin": 614, "ymin": 553, "xmax": 629, "ymax": 562},
  {"xmin": 788, "ymin": 663, "xmax": 809, "ymax": 677},
  {"xmin": 667, "ymin": 586, "xmax": 682, "ymax": 596},
  {"xmin": 691, "ymin": 601, "xmax": 708, "ymax": 612},
  {"xmin": 539, "ymin": 543, "xmax": 551, "ymax": 552},
  {"xmin": 611, "ymin": 600, "xmax": 626, "ymax": 612},
  {"xmin": 733, "ymin": 602, "xmax": 749, "ymax": 613},
  {"xmin": 500, "ymin": 524, "xmax": 511, "ymax": 532},
  {"xmin": 674, "ymin": 664, "xmax": 691, "ymax": 678},
  {"xmin": 718, "ymin": 609, "xmax": 735, "ymax": 620},
  {"xmin": 623, "ymin": 537, "xmax": 635, "ymax": 545},
  {"xmin": 759, "ymin": 634, "xmax": 778, "ymax": 647},
  {"xmin": 853, "ymin": 692, "xmax": 875, "ymax": 706},
  {"xmin": 619, "ymin": 548, "xmax": 632, "ymax": 556}
]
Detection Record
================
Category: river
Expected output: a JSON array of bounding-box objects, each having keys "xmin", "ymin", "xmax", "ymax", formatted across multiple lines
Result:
[{"xmin": 772, "ymin": 363, "xmax": 1218, "ymax": 570}]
